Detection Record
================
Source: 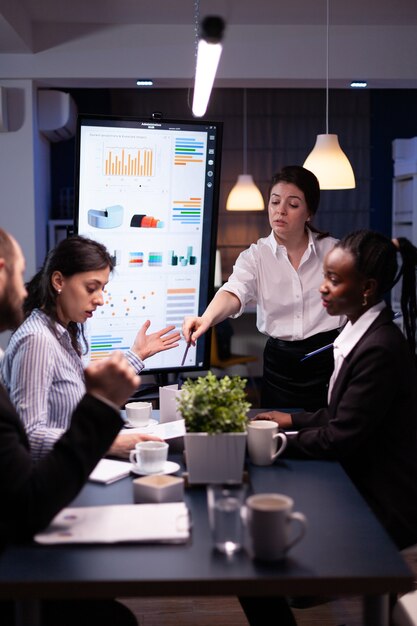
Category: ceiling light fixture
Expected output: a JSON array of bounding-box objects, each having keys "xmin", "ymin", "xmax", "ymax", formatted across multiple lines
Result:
[
  {"xmin": 136, "ymin": 79, "xmax": 154, "ymax": 87},
  {"xmin": 303, "ymin": 0, "xmax": 355, "ymax": 190},
  {"xmin": 226, "ymin": 88, "xmax": 265, "ymax": 211},
  {"xmin": 192, "ymin": 14, "xmax": 225, "ymax": 118},
  {"xmin": 350, "ymin": 81, "xmax": 367, "ymax": 88}
]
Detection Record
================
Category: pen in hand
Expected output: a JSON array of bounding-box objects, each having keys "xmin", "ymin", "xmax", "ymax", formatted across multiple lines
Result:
[
  {"xmin": 181, "ymin": 320, "xmax": 198, "ymax": 366},
  {"xmin": 180, "ymin": 341, "xmax": 191, "ymax": 367}
]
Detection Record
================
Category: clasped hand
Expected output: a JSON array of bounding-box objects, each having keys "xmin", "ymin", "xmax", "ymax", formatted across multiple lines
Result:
[{"xmin": 253, "ymin": 410, "xmax": 294, "ymax": 430}]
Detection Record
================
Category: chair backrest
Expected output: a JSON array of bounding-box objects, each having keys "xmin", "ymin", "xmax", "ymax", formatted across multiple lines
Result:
[{"xmin": 210, "ymin": 328, "xmax": 222, "ymax": 368}]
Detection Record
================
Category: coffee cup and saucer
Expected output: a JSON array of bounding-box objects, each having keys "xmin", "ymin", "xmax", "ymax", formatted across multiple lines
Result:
[
  {"xmin": 123, "ymin": 401, "xmax": 158, "ymax": 430},
  {"xmin": 129, "ymin": 441, "xmax": 180, "ymax": 476}
]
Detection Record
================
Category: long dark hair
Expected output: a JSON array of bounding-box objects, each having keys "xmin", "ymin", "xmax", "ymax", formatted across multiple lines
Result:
[
  {"xmin": 24, "ymin": 236, "xmax": 114, "ymax": 355},
  {"xmin": 336, "ymin": 230, "xmax": 417, "ymax": 354},
  {"xmin": 268, "ymin": 165, "xmax": 329, "ymax": 239}
]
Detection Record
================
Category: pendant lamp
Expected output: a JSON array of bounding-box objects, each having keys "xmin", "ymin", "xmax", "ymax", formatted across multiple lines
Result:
[
  {"xmin": 192, "ymin": 14, "xmax": 225, "ymax": 118},
  {"xmin": 226, "ymin": 89, "xmax": 264, "ymax": 211},
  {"xmin": 303, "ymin": 0, "xmax": 355, "ymax": 190}
]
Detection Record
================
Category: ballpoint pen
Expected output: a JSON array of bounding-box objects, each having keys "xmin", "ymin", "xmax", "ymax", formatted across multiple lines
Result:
[
  {"xmin": 300, "ymin": 312, "xmax": 403, "ymax": 362},
  {"xmin": 180, "ymin": 341, "xmax": 191, "ymax": 367},
  {"xmin": 300, "ymin": 342, "xmax": 333, "ymax": 362}
]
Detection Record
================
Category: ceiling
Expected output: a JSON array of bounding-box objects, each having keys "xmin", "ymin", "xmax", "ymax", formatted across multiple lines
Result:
[
  {"xmin": 6, "ymin": 0, "xmax": 417, "ymax": 35},
  {"xmin": 1, "ymin": 0, "xmax": 417, "ymax": 89}
]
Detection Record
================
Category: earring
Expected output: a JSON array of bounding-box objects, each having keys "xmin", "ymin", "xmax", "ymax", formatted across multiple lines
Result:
[
  {"xmin": 57, "ymin": 288, "xmax": 62, "ymax": 295},
  {"xmin": 362, "ymin": 293, "xmax": 368, "ymax": 307}
]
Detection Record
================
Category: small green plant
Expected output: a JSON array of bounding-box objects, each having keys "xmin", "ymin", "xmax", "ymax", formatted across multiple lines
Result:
[{"xmin": 177, "ymin": 371, "xmax": 251, "ymax": 434}]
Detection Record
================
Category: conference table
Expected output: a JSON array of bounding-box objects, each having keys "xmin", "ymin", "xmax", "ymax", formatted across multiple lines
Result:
[{"xmin": 0, "ymin": 418, "xmax": 413, "ymax": 626}]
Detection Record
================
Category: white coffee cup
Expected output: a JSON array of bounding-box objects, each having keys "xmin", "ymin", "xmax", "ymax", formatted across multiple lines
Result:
[
  {"xmin": 246, "ymin": 493, "xmax": 307, "ymax": 561},
  {"xmin": 247, "ymin": 420, "xmax": 287, "ymax": 466},
  {"xmin": 129, "ymin": 441, "xmax": 169, "ymax": 474},
  {"xmin": 125, "ymin": 401, "xmax": 152, "ymax": 428}
]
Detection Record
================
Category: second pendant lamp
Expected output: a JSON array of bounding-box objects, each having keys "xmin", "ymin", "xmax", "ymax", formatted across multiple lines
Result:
[
  {"xmin": 303, "ymin": 0, "xmax": 355, "ymax": 190},
  {"xmin": 226, "ymin": 89, "xmax": 264, "ymax": 211}
]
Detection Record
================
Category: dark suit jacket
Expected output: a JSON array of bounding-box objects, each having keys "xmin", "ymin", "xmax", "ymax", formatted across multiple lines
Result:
[
  {"xmin": 0, "ymin": 384, "xmax": 123, "ymax": 544},
  {"xmin": 288, "ymin": 308, "xmax": 417, "ymax": 549}
]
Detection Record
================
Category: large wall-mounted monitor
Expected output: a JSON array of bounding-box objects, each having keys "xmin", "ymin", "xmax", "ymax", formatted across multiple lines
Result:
[{"xmin": 74, "ymin": 113, "xmax": 222, "ymax": 377}]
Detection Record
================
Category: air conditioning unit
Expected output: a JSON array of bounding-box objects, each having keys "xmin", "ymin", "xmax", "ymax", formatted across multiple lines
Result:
[
  {"xmin": 38, "ymin": 90, "xmax": 77, "ymax": 142},
  {"xmin": 0, "ymin": 86, "xmax": 9, "ymax": 132}
]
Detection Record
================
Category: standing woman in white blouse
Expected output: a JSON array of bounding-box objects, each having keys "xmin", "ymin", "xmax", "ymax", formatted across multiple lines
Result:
[
  {"xmin": 182, "ymin": 166, "xmax": 345, "ymax": 411},
  {"xmin": 1, "ymin": 235, "xmax": 180, "ymax": 461}
]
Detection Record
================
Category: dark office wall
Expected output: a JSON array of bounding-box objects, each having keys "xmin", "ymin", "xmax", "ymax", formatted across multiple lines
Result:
[{"xmin": 370, "ymin": 89, "xmax": 417, "ymax": 236}]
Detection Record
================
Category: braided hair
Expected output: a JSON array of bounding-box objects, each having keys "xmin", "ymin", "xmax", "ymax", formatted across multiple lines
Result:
[{"xmin": 335, "ymin": 230, "xmax": 417, "ymax": 354}]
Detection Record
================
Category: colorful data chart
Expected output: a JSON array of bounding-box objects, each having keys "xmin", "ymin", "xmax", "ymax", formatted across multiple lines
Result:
[
  {"xmin": 96, "ymin": 286, "xmax": 157, "ymax": 323},
  {"xmin": 168, "ymin": 246, "xmax": 197, "ymax": 267},
  {"xmin": 172, "ymin": 197, "xmax": 202, "ymax": 225},
  {"xmin": 148, "ymin": 252, "xmax": 163, "ymax": 266},
  {"xmin": 104, "ymin": 147, "xmax": 155, "ymax": 177},
  {"xmin": 165, "ymin": 287, "xmax": 196, "ymax": 329},
  {"xmin": 174, "ymin": 137, "xmax": 204, "ymax": 166},
  {"xmin": 129, "ymin": 252, "xmax": 144, "ymax": 267},
  {"xmin": 130, "ymin": 214, "xmax": 164, "ymax": 228},
  {"xmin": 90, "ymin": 334, "xmax": 130, "ymax": 360}
]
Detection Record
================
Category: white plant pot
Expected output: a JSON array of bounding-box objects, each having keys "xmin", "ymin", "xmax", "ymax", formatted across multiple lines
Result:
[{"xmin": 184, "ymin": 432, "xmax": 247, "ymax": 484}]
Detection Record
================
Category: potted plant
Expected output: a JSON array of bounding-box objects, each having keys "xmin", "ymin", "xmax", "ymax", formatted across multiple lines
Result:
[{"xmin": 177, "ymin": 371, "xmax": 251, "ymax": 484}]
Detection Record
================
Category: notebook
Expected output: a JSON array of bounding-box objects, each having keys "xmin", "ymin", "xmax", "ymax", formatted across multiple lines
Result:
[
  {"xmin": 34, "ymin": 502, "xmax": 190, "ymax": 544},
  {"xmin": 88, "ymin": 458, "xmax": 132, "ymax": 484}
]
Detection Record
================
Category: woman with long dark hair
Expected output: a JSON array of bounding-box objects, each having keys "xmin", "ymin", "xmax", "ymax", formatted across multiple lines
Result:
[
  {"xmin": 1, "ymin": 235, "xmax": 180, "ymax": 460},
  {"xmin": 183, "ymin": 165, "xmax": 345, "ymax": 410}
]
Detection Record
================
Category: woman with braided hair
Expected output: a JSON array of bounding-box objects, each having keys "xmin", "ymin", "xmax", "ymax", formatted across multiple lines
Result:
[
  {"xmin": 238, "ymin": 230, "xmax": 417, "ymax": 626},
  {"xmin": 256, "ymin": 229, "xmax": 417, "ymax": 549}
]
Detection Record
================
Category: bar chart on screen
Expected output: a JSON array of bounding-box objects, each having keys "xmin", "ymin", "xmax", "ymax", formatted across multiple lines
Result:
[{"xmin": 104, "ymin": 146, "xmax": 155, "ymax": 177}]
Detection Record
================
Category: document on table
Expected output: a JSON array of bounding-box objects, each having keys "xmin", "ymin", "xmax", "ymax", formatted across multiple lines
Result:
[
  {"xmin": 88, "ymin": 458, "xmax": 132, "ymax": 484},
  {"xmin": 34, "ymin": 502, "xmax": 190, "ymax": 545},
  {"xmin": 121, "ymin": 418, "xmax": 186, "ymax": 440}
]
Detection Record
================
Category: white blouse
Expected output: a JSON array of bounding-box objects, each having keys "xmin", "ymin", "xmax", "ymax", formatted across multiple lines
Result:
[{"xmin": 219, "ymin": 230, "xmax": 345, "ymax": 340}]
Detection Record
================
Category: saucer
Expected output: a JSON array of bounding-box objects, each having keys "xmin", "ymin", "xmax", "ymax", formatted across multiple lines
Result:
[
  {"xmin": 124, "ymin": 418, "xmax": 158, "ymax": 431},
  {"xmin": 130, "ymin": 461, "xmax": 181, "ymax": 477}
]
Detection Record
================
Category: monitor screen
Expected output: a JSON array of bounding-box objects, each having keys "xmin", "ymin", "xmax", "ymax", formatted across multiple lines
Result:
[{"xmin": 74, "ymin": 113, "xmax": 223, "ymax": 376}]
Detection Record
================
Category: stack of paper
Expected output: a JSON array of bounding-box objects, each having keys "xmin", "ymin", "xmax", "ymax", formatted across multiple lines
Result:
[
  {"xmin": 120, "ymin": 419, "xmax": 186, "ymax": 440},
  {"xmin": 88, "ymin": 458, "xmax": 132, "ymax": 484},
  {"xmin": 34, "ymin": 502, "xmax": 190, "ymax": 544}
]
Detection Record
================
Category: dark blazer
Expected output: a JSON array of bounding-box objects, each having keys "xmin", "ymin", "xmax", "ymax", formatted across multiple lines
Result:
[
  {"xmin": 0, "ymin": 384, "xmax": 123, "ymax": 544},
  {"xmin": 288, "ymin": 308, "xmax": 417, "ymax": 549}
]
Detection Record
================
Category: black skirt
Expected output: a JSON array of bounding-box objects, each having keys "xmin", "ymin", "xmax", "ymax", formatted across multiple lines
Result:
[{"xmin": 261, "ymin": 329, "xmax": 340, "ymax": 411}]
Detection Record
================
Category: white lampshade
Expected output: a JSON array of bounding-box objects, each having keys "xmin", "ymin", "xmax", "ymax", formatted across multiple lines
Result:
[
  {"xmin": 226, "ymin": 174, "xmax": 265, "ymax": 211},
  {"xmin": 303, "ymin": 134, "xmax": 356, "ymax": 190}
]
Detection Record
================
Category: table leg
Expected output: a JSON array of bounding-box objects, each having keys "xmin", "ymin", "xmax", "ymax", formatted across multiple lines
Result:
[
  {"xmin": 363, "ymin": 594, "xmax": 389, "ymax": 626},
  {"xmin": 15, "ymin": 600, "xmax": 41, "ymax": 626}
]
